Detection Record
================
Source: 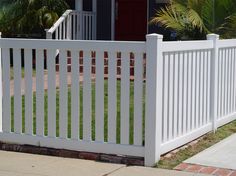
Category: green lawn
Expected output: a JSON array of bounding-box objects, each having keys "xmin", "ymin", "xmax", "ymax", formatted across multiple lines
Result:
[{"xmin": 11, "ymin": 80, "xmax": 146, "ymax": 145}]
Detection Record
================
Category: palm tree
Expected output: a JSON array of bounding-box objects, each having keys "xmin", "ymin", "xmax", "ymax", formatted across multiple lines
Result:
[
  {"xmin": 150, "ymin": 0, "xmax": 236, "ymax": 40},
  {"xmin": 0, "ymin": 0, "xmax": 69, "ymax": 37}
]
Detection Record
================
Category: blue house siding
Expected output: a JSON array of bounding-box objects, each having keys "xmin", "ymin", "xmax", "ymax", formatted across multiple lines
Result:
[
  {"xmin": 97, "ymin": 0, "xmax": 112, "ymax": 40},
  {"xmin": 83, "ymin": 0, "xmax": 92, "ymax": 11}
]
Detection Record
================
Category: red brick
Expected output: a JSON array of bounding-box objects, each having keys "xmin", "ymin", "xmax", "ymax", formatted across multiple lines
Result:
[
  {"xmin": 199, "ymin": 166, "xmax": 217, "ymax": 174},
  {"xmin": 125, "ymin": 158, "xmax": 144, "ymax": 166},
  {"xmin": 186, "ymin": 164, "xmax": 203, "ymax": 173},
  {"xmin": 67, "ymin": 65, "xmax": 71, "ymax": 72},
  {"xmin": 100, "ymin": 154, "xmax": 123, "ymax": 163},
  {"xmin": 130, "ymin": 67, "xmax": 134, "ymax": 76},
  {"xmin": 117, "ymin": 67, "xmax": 121, "ymax": 75},
  {"xmin": 59, "ymin": 150, "xmax": 79, "ymax": 159},
  {"xmin": 79, "ymin": 152, "xmax": 99, "ymax": 160},
  {"xmin": 214, "ymin": 168, "xmax": 232, "ymax": 176},
  {"xmin": 230, "ymin": 171, "xmax": 236, "ymax": 176},
  {"xmin": 174, "ymin": 163, "xmax": 190, "ymax": 171},
  {"xmin": 117, "ymin": 59, "xmax": 121, "ymax": 66},
  {"xmin": 91, "ymin": 66, "xmax": 96, "ymax": 74},
  {"xmin": 104, "ymin": 67, "xmax": 108, "ymax": 74},
  {"xmin": 67, "ymin": 58, "xmax": 71, "ymax": 64},
  {"xmin": 92, "ymin": 58, "xmax": 96, "ymax": 65}
]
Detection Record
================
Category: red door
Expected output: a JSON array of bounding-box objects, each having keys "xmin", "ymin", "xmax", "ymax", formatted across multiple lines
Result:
[{"xmin": 115, "ymin": 0, "xmax": 147, "ymax": 41}]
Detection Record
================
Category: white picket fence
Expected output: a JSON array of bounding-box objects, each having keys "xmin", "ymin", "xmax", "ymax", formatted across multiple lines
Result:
[
  {"xmin": 0, "ymin": 33, "xmax": 236, "ymax": 166},
  {"xmin": 46, "ymin": 10, "xmax": 96, "ymax": 40}
]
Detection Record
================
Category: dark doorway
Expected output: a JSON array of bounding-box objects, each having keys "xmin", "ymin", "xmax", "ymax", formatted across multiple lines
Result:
[{"xmin": 115, "ymin": 0, "xmax": 147, "ymax": 41}]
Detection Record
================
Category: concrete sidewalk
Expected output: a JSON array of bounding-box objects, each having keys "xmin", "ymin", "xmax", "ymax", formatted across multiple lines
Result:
[
  {"xmin": 185, "ymin": 133, "xmax": 236, "ymax": 170},
  {"xmin": 0, "ymin": 151, "xmax": 209, "ymax": 176}
]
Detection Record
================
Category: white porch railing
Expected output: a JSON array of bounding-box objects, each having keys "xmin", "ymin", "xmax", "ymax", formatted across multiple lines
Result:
[
  {"xmin": 0, "ymin": 34, "xmax": 236, "ymax": 166},
  {"xmin": 46, "ymin": 10, "xmax": 96, "ymax": 40}
]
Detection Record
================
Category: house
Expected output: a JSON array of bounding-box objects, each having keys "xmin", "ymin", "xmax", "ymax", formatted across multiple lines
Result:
[{"xmin": 47, "ymin": 0, "xmax": 169, "ymax": 41}]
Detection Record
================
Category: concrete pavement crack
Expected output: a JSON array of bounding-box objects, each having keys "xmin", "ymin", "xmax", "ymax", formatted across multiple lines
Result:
[{"xmin": 102, "ymin": 165, "xmax": 127, "ymax": 176}]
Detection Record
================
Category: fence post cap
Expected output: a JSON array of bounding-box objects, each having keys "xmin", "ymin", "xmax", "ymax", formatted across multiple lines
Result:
[
  {"xmin": 146, "ymin": 33, "xmax": 163, "ymax": 40},
  {"xmin": 207, "ymin": 34, "xmax": 219, "ymax": 40}
]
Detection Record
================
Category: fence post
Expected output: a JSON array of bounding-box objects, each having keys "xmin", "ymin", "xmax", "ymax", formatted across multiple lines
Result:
[
  {"xmin": 145, "ymin": 34, "xmax": 163, "ymax": 166},
  {"xmin": 0, "ymin": 32, "xmax": 2, "ymax": 132},
  {"xmin": 45, "ymin": 29, "xmax": 52, "ymax": 39},
  {"xmin": 207, "ymin": 34, "xmax": 219, "ymax": 132}
]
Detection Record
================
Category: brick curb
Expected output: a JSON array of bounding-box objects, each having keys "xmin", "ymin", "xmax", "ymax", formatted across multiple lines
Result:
[
  {"xmin": 175, "ymin": 163, "xmax": 236, "ymax": 176},
  {"xmin": 0, "ymin": 142, "xmax": 144, "ymax": 166}
]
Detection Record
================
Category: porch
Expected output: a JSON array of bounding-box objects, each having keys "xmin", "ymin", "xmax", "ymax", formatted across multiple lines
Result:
[{"xmin": 46, "ymin": 10, "xmax": 96, "ymax": 40}]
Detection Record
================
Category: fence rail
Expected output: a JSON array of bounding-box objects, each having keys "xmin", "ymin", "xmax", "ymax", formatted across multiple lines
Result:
[{"xmin": 0, "ymin": 34, "xmax": 236, "ymax": 166}]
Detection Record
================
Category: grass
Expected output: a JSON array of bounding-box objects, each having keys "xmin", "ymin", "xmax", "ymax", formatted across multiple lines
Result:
[
  {"xmin": 10, "ymin": 80, "xmax": 146, "ymax": 145},
  {"xmin": 157, "ymin": 120, "xmax": 236, "ymax": 169}
]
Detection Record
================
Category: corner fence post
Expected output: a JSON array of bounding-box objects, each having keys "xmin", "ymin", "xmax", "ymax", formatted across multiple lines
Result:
[
  {"xmin": 207, "ymin": 34, "xmax": 219, "ymax": 132},
  {"xmin": 0, "ymin": 32, "xmax": 2, "ymax": 132},
  {"xmin": 145, "ymin": 34, "xmax": 163, "ymax": 166}
]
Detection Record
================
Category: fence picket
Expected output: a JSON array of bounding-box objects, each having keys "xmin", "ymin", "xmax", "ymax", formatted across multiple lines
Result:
[
  {"xmin": 25, "ymin": 49, "xmax": 33, "ymax": 135},
  {"xmin": 226, "ymin": 49, "xmax": 229, "ymax": 114},
  {"xmin": 178, "ymin": 52, "xmax": 183, "ymax": 135},
  {"xmin": 47, "ymin": 49, "xmax": 57, "ymax": 138},
  {"xmin": 63, "ymin": 21, "xmax": 66, "ymax": 39},
  {"xmin": 71, "ymin": 50, "xmax": 80, "ymax": 140},
  {"xmin": 95, "ymin": 51, "xmax": 104, "ymax": 142},
  {"xmin": 191, "ymin": 51, "xmax": 196, "ymax": 129},
  {"xmin": 108, "ymin": 52, "xmax": 117, "ymax": 143},
  {"xmin": 133, "ymin": 52, "xmax": 143, "ymax": 146},
  {"xmin": 233, "ymin": 49, "xmax": 236, "ymax": 111},
  {"xmin": 207, "ymin": 51, "xmax": 211, "ymax": 122},
  {"xmin": 168, "ymin": 53, "xmax": 174, "ymax": 140},
  {"xmin": 13, "ymin": 49, "xmax": 22, "ymax": 134},
  {"xmin": 203, "ymin": 51, "xmax": 207, "ymax": 124},
  {"xmin": 73, "ymin": 14, "xmax": 76, "ymax": 40},
  {"xmin": 36, "ymin": 49, "xmax": 44, "ymax": 136},
  {"xmin": 59, "ymin": 50, "xmax": 68, "ymax": 139},
  {"xmin": 230, "ymin": 48, "xmax": 234, "ymax": 113},
  {"xmin": 173, "ymin": 52, "xmax": 179, "ymax": 137},
  {"xmin": 187, "ymin": 52, "xmax": 192, "ymax": 132},
  {"xmin": 183, "ymin": 52, "xmax": 188, "ymax": 134},
  {"xmin": 222, "ymin": 49, "xmax": 226, "ymax": 115},
  {"xmin": 196, "ymin": 52, "xmax": 200, "ymax": 128},
  {"xmin": 2, "ymin": 48, "xmax": 11, "ymax": 132},
  {"xmin": 199, "ymin": 51, "xmax": 204, "ymax": 126},
  {"xmin": 163, "ymin": 54, "xmax": 169, "ymax": 142},
  {"xmin": 120, "ymin": 52, "xmax": 130, "ymax": 145},
  {"xmin": 220, "ymin": 50, "xmax": 224, "ymax": 117},
  {"xmin": 83, "ymin": 51, "xmax": 92, "ymax": 141}
]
